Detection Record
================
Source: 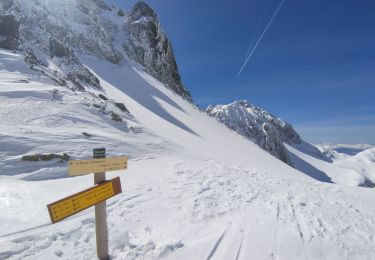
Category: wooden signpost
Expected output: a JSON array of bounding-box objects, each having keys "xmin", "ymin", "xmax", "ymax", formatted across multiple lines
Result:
[
  {"xmin": 68, "ymin": 157, "xmax": 128, "ymax": 176},
  {"xmin": 47, "ymin": 177, "xmax": 122, "ymax": 224},
  {"xmin": 93, "ymin": 148, "xmax": 109, "ymax": 260},
  {"xmin": 47, "ymin": 148, "xmax": 128, "ymax": 260}
]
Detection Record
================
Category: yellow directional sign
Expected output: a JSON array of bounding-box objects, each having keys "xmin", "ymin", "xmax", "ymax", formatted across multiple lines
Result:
[
  {"xmin": 47, "ymin": 177, "xmax": 122, "ymax": 224},
  {"xmin": 68, "ymin": 157, "xmax": 128, "ymax": 176}
]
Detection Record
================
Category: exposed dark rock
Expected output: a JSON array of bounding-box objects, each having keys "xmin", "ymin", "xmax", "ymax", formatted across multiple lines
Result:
[
  {"xmin": 124, "ymin": 2, "xmax": 192, "ymax": 102},
  {"xmin": 67, "ymin": 73, "xmax": 85, "ymax": 91},
  {"xmin": 359, "ymin": 179, "xmax": 375, "ymax": 188},
  {"xmin": 0, "ymin": 15, "xmax": 20, "ymax": 50},
  {"xmin": 57, "ymin": 78, "xmax": 67, "ymax": 86},
  {"xmin": 24, "ymin": 48, "xmax": 42, "ymax": 66},
  {"xmin": 49, "ymin": 38, "xmax": 70, "ymax": 58},
  {"xmin": 22, "ymin": 153, "xmax": 70, "ymax": 162},
  {"xmin": 98, "ymin": 94, "xmax": 108, "ymax": 100},
  {"xmin": 117, "ymin": 9, "xmax": 125, "ymax": 17},
  {"xmin": 35, "ymin": 69, "xmax": 67, "ymax": 87},
  {"xmin": 1, "ymin": 0, "xmax": 15, "ymax": 11},
  {"xmin": 111, "ymin": 111, "xmax": 122, "ymax": 122},
  {"xmin": 51, "ymin": 89, "xmax": 59, "ymax": 100},
  {"xmin": 96, "ymin": 0, "xmax": 112, "ymax": 11},
  {"xmin": 129, "ymin": 1, "xmax": 157, "ymax": 20},
  {"xmin": 74, "ymin": 67, "xmax": 101, "ymax": 89},
  {"xmin": 78, "ymin": 2, "xmax": 90, "ymax": 15},
  {"xmin": 65, "ymin": 66, "xmax": 101, "ymax": 91},
  {"xmin": 206, "ymin": 100, "xmax": 302, "ymax": 165},
  {"xmin": 115, "ymin": 102, "xmax": 129, "ymax": 113},
  {"xmin": 21, "ymin": 154, "xmax": 39, "ymax": 162},
  {"xmin": 4, "ymin": 0, "xmax": 193, "ymax": 102},
  {"xmin": 82, "ymin": 132, "xmax": 94, "ymax": 138}
]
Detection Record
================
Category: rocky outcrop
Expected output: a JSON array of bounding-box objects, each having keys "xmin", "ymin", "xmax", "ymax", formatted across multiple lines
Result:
[
  {"xmin": 0, "ymin": 0, "xmax": 15, "ymax": 11},
  {"xmin": 49, "ymin": 38, "xmax": 70, "ymax": 58},
  {"xmin": 207, "ymin": 100, "xmax": 302, "ymax": 165},
  {"xmin": 24, "ymin": 48, "xmax": 42, "ymax": 66},
  {"xmin": 69, "ymin": 66, "xmax": 101, "ymax": 89},
  {"xmin": 0, "ymin": 0, "xmax": 192, "ymax": 101},
  {"xmin": 115, "ymin": 102, "xmax": 129, "ymax": 113},
  {"xmin": 0, "ymin": 14, "xmax": 20, "ymax": 50},
  {"xmin": 124, "ymin": 1, "xmax": 192, "ymax": 102}
]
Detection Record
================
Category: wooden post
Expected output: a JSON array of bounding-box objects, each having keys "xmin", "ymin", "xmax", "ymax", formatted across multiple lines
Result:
[{"xmin": 93, "ymin": 148, "xmax": 109, "ymax": 260}]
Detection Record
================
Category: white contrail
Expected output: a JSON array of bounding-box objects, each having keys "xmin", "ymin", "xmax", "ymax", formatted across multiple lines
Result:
[
  {"xmin": 237, "ymin": 0, "xmax": 286, "ymax": 76},
  {"xmin": 243, "ymin": 0, "xmax": 272, "ymax": 63},
  {"xmin": 243, "ymin": 21, "xmax": 262, "ymax": 63}
]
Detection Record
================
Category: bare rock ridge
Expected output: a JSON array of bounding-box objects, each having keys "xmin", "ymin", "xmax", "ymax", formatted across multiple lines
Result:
[
  {"xmin": 0, "ymin": 0, "xmax": 192, "ymax": 101},
  {"xmin": 207, "ymin": 100, "xmax": 318, "ymax": 165},
  {"xmin": 124, "ymin": 2, "xmax": 192, "ymax": 102},
  {"xmin": 0, "ymin": 14, "xmax": 19, "ymax": 50},
  {"xmin": 1, "ymin": 0, "xmax": 328, "ymax": 169}
]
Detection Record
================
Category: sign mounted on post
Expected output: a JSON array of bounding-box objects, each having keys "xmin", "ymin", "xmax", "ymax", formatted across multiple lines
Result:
[
  {"xmin": 47, "ymin": 177, "xmax": 122, "ymax": 224},
  {"xmin": 93, "ymin": 148, "xmax": 106, "ymax": 158},
  {"xmin": 68, "ymin": 157, "xmax": 128, "ymax": 176},
  {"xmin": 47, "ymin": 148, "xmax": 128, "ymax": 260}
]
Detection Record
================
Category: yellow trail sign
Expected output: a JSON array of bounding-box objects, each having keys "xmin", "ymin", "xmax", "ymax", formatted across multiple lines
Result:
[
  {"xmin": 47, "ymin": 177, "xmax": 122, "ymax": 224},
  {"xmin": 68, "ymin": 157, "xmax": 128, "ymax": 176}
]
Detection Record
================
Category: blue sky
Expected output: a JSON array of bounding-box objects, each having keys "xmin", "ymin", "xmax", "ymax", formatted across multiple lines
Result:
[{"xmin": 112, "ymin": 0, "xmax": 375, "ymax": 144}]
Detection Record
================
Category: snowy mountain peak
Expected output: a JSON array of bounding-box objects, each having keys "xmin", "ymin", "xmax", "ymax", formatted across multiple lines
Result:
[
  {"xmin": 129, "ymin": 1, "xmax": 157, "ymax": 21},
  {"xmin": 206, "ymin": 100, "xmax": 302, "ymax": 164},
  {"xmin": 2, "ymin": 2, "xmax": 375, "ymax": 258},
  {"xmin": 0, "ymin": 0, "xmax": 192, "ymax": 101},
  {"xmin": 124, "ymin": 1, "xmax": 192, "ymax": 102}
]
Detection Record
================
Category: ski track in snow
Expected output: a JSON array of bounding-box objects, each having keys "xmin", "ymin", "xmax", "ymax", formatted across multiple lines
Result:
[{"xmin": 1, "ymin": 159, "xmax": 375, "ymax": 259}]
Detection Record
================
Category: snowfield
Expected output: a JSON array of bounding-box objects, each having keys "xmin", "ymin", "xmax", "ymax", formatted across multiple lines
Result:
[
  {"xmin": 1, "ymin": 49, "xmax": 375, "ymax": 260},
  {"xmin": 286, "ymin": 143, "xmax": 375, "ymax": 188},
  {"xmin": 316, "ymin": 144, "xmax": 374, "ymax": 161}
]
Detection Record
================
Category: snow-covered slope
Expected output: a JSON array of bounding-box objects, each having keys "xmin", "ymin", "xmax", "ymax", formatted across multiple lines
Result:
[
  {"xmin": 286, "ymin": 142, "xmax": 375, "ymax": 187},
  {"xmin": 206, "ymin": 100, "xmax": 375, "ymax": 187},
  {"xmin": 206, "ymin": 100, "xmax": 303, "ymax": 165},
  {"xmin": 0, "ymin": 48, "xmax": 301, "ymax": 181},
  {"xmin": 1, "ymin": 1, "xmax": 375, "ymax": 260},
  {"xmin": 206, "ymin": 101, "xmax": 329, "ymax": 167},
  {"xmin": 316, "ymin": 143, "xmax": 374, "ymax": 161},
  {"xmin": 1, "ymin": 48, "xmax": 375, "ymax": 259},
  {"xmin": 334, "ymin": 148, "xmax": 375, "ymax": 185},
  {"xmin": 0, "ymin": 0, "xmax": 191, "ymax": 101}
]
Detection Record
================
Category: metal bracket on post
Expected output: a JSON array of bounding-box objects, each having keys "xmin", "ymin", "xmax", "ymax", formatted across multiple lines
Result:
[{"xmin": 93, "ymin": 148, "xmax": 109, "ymax": 260}]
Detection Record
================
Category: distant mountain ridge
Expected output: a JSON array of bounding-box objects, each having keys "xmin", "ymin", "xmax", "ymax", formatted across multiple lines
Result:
[
  {"xmin": 316, "ymin": 143, "xmax": 374, "ymax": 160},
  {"xmin": 206, "ymin": 100, "xmax": 375, "ymax": 187},
  {"xmin": 206, "ymin": 100, "xmax": 305, "ymax": 165},
  {"xmin": 0, "ymin": 0, "xmax": 192, "ymax": 101}
]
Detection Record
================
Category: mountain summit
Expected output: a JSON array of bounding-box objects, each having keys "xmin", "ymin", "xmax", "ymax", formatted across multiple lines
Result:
[
  {"xmin": 0, "ymin": 0, "xmax": 191, "ymax": 101},
  {"xmin": 1, "ymin": 1, "xmax": 375, "ymax": 259},
  {"xmin": 124, "ymin": 1, "xmax": 191, "ymax": 101},
  {"xmin": 206, "ymin": 100, "xmax": 302, "ymax": 164}
]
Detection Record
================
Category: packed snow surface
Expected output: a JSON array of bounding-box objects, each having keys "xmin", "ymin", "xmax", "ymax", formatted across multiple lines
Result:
[{"xmin": 1, "ymin": 49, "xmax": 375, "ymax": 259}]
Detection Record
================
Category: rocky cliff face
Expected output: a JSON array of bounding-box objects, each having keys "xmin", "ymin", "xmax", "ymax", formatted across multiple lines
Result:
[
  {"xmin": 206, "ymin": 100, "xmax": 302, "ymax": 165},
  {"xmin": 124, "ymin": 2, "xmax": 191, "ymax": 102},
  {"xmin": 0, "ymin": 0, "xmax": 191, "ymax": 100},
  {"xmin": 0, "ymin": 14, "xmax": 20, "ymax": 50}
]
